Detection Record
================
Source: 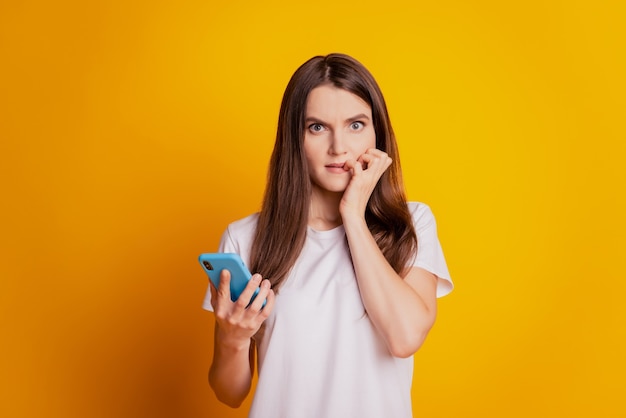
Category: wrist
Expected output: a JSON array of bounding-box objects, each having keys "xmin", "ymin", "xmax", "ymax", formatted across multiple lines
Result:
[
  {"xmin": 341, "ymin": 211, "xmax": 368, "ymax": 230},
  {"xmin": 216, "ymin": 328, "xmax": 251, "ymax": 352},
  {"xmin": 339, "ymin": 202, "xmax": 364, "ymax": 220}
]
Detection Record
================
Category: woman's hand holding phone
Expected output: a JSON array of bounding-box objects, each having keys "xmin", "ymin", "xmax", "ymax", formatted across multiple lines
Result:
[{"xmin": 211, "ymin": 270, "xmax": 275, "ymax": 346}]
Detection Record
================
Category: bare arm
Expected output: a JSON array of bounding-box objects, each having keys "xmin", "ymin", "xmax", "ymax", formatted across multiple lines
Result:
[
  {"xmin": 341, "ymin": 149, "xmax": 438, "ymax": 358},
  {"xmin": 343, "ymin": 215, "xmax": 437, "ymax": 358},
  {"xmin": 208, "ymin": 325, "xmax": 254, "ymax": 407},
  {"xmin": 208, "ymin": 270, "xmax": 275, "ymax": 407}
]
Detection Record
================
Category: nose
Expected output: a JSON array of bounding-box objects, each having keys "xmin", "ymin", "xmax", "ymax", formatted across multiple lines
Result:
[{"xmin": 329, "ymin": 130, "xmax": 347, "ymax": 155}]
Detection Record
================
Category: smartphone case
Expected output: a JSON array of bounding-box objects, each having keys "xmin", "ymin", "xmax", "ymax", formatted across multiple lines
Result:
[{"xmin": 198, "ymin": 252, "xmax": 263, "ymax": 305}]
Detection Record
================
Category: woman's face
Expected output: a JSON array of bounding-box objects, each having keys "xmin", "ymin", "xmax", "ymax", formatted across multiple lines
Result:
[{"xmin": 303, "ymin": 84, "xmax": 376, "ymax": 194}]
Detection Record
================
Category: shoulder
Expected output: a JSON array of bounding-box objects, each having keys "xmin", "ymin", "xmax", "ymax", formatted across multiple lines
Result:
[
  {"xmin": 406, "ymin": 201, "xmax": 453, "ymax": 295},
  {"xmin": 227, "ymin": 212, "xmax": 259, "ymax": 233},
  {"xmin": 407, "ymin": 201, "xmax": 436, "ymax": 231},
  {"xmin": 218, "ymin": 213, "xmax": 259, "ymax": 261},
  {"xmin": 224, "ymin": 212, "xmax": 259, "ymax": 242}
]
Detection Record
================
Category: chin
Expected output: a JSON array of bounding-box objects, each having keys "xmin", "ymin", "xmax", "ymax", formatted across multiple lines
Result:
[
  {"xmin": 324, "ymin": 183, "xmax": 349, "ymax": 194},
  {"xmin": 313, "ymin": 180, "xmax": 348, "ymax": 194}
]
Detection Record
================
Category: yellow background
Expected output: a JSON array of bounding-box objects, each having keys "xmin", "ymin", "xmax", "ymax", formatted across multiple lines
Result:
[{"xmin": 1, "ymin": 0, "xmax": 624, "ymax": 417}]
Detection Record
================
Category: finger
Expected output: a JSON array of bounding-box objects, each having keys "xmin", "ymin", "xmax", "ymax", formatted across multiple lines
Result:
[
  {"xmin": 360, "ymin": 150, "xmax": 386, "ymax": 162},
  {"xmin": 358, "ymin": 153, "xmax": 373, "ymax": 169},
  {"xmin": 234, "ymin": 273, "xmax": 262, "ymax": 309},
  {"xmin": 257, "ymin": 287, "xmax": 276, "ymax": 320},
  {"xmin": 365, "ymin": 148, "xmax": 386, "ymax": 156},
  {"xmin": 248, "ymin": 278, "xmax": 272, "ymax": 312},
  {"xmin": 344, "ymin": 158, "xmax": 362, "ymax": 174},
  {"xmin": 217, "ymin": 269, "xmax": 232, "ymax": 302},
  {"xmin": 382, "ymin": 154, "xmax": 393, "ymax": 169},
  {"xmin": 360, "ymin": 152, "xmax": 391, "ymax": 171},
  {"xmin": 371, "ymin": 149, "xmax": 391, "ymax": 165}
]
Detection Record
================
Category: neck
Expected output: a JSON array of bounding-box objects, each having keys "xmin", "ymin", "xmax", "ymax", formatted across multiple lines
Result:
[{"xmin": 308, "ymin": 187, "xmax": 343, "ymax": 230}]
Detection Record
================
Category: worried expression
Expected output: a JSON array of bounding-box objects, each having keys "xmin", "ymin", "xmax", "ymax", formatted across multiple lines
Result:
[{"xmin": 303, "ymin": 84, "xmax": 377, "ymax": 194}]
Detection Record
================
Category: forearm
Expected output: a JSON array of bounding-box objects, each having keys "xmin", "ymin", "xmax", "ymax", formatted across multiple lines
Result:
[
  {"xmin": 208, "ymin": 325, "xmax": 254, "ymax": 408},
  {"xmin": 343, "ymin": 216, "xmax": 436, "ymax": 358}
]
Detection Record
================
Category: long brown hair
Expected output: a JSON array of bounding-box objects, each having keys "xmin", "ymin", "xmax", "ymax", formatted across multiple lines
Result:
[{"xmin": 250, "ymin": 53, "xmax": 417, "ymax": 290}]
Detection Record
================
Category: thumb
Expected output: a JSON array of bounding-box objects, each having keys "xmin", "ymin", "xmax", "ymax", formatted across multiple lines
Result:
[{"xmin": 217, "ymin": 269, "xmax": 232, "ymax": 301}]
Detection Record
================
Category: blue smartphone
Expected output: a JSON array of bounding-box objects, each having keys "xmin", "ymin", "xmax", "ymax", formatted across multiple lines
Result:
[{"xmin": 198, "ymin": 253, "xmax": 265, "ymax": 306}]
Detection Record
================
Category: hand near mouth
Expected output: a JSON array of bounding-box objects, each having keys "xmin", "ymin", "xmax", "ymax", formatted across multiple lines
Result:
[
  {"xmin": 340, "ymin": 148, "xmax": 392, "ymax": 219},
  {"xmin": 325, "ymin": 160, "xmax": 366, "ymax": 171}
]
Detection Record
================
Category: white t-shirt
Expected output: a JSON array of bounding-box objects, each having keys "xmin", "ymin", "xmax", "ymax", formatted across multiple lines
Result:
[{"xmin": 203, "ymin": 202, "xmax": 453, "ymax": 418}]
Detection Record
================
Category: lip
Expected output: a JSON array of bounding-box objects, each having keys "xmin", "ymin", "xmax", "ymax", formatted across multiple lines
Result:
[{"xmin": 325, "ymin": 162, "xmax": 347, "ymax": 173}]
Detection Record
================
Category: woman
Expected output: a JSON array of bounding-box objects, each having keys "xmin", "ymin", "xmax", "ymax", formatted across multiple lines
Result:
[{"xmin": 203, "ymin": 53, "xmax": 453, "ymax": 418}]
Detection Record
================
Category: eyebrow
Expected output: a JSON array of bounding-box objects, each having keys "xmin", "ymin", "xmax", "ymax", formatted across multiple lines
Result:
[{"xmin": 305, "ymin": 113, "xmax": 371, "ymax": 124}]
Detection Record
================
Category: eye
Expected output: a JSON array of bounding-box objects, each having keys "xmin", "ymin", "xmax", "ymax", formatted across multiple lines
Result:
[
  {"xmin": 308, "ymin": 123, "xmax": 325, "ymax": 133},
  {"xmin": 350, "ymin": 121, "xmax": 364, "ymax": 131}
]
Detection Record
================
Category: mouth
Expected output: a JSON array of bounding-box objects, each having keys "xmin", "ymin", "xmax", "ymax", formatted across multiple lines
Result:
[{"xmin": 325, "ymin": 162, "xmax": 348, "ymax": 174}]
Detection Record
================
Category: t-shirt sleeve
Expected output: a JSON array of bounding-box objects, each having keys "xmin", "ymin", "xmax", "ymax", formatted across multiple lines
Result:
[
  {"xmin": 201, "ymin": 227, "xmax": 237, "ymax": 312},
  {"xmin": 409, "ymin": 202, "xmax": 454, "ymax": 298}
]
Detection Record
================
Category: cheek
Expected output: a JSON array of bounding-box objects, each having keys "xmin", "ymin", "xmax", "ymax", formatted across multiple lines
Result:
[
  {"xmin": 303, "ymin": 137, "xmax": 313, "ymax": 158},
  {"xmin": 358, "ymin": 132, "xmax": 377, "ymax": 153},
  {"xmin": 303, "ymin": 141, "xmax": 323, "ymax": 165},
  {"xmin": 364, "ymin": 125, "xmax": 376, "ymax": 148}
]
